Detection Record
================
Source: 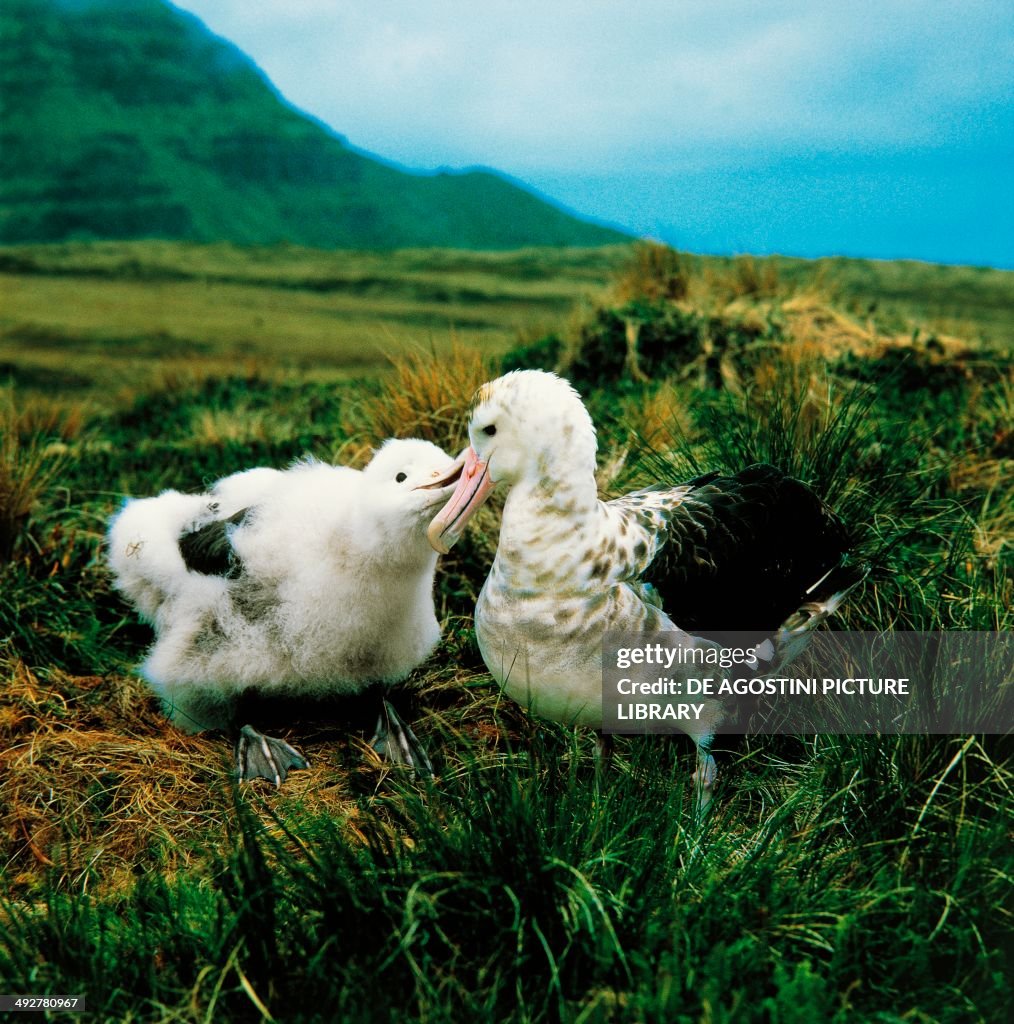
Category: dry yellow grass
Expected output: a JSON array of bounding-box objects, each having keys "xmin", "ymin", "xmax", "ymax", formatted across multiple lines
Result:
[
  {"xmin": 349, "ymin": 340, "xmax": 496, "ymax": 459},
  {"xmin": 612, "ymin": 241, "xmax": 692, "ymax": 302},
  {"xmin": 1, "ymin": 661, "xmax": 221, "ymax": 893},
  {"xmin": 0, "ymin": 392, "xmax": 69, "ymax": 559},
  {"xmin": 0, "ymin": 658, "xmax": 365, "ymax": 896},
  {"xmin": 611, "ymin": 244, "xmax": 796, "ymax": 310},
  {"xmin": 606, "ymin": 244, "xmax": 977, "ymax": 374},
  {"xmin": 778, "ymin": 294, "xmax": 972, "ymax": 362},
  {"xmin": 0, "ymin": 646, "xmax": 507, "ymax": 897},
  {"xmin": 669, "ymin": 291, "xmax": 975, "ymax": 409}
]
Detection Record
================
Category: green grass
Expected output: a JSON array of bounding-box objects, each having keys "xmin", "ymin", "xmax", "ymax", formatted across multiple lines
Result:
[
  {"xmin": 0, "ymin": 241, "xmax": 1010, "ymax": 1022},
  {"xmin": 1, "ymin": 733, "xmax": 1008, "ymax": 1023},
  {"xmin": 0, "ymin": 241, "xmax": 628, "ymax": 406}
]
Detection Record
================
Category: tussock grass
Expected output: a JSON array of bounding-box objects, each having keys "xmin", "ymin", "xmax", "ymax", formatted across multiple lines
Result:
[
  {"xmin": 1, "ymin": 730, "xmax": 1008, "ymax": 1022},
  {"xmin": 614, "ymin": 243, "xmax": 794, "ymax": 308},
  {"xmin": 351, "ymin": 341, "xmax": 494, "ymax": 458},
  {"xmin": 613, "ymin": 241, "xmax": 693, "ymax": 302},
  {"xmin": 0, "ymin": 390, "xmax": 72, "ymax": 560},
  {"xmin": 509, "ymin": 243, "xmax": 1005, "ymax": 410}
]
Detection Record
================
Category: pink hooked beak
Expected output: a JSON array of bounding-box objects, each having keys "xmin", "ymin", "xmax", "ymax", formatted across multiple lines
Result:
[{"xmin": 426, "ymin": 446, "xmax": 495, "ymax": 553}]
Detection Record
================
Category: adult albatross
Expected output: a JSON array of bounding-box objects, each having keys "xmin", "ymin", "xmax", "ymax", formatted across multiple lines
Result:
[
  {"xmin": 425, "ymin": 370, "xmax": 864, "ymax": 808},
  {"xmin": 108, "ymin": 438, "xmax": 459, "ymax": 784}
]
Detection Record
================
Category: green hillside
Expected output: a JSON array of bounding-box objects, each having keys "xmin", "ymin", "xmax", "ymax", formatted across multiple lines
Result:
[{"xmin": 0, "ymin": 0, "xmax": 628, "ymax": 249}]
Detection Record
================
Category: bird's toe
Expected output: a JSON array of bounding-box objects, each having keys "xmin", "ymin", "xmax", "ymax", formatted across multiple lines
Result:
[
  {"xmin": 369, "ymin": 700, "xmax": 434, "ymax": 777},
  {"xmin": 235, "ymin": 724, "xmax": 309, "ymax": 786}
]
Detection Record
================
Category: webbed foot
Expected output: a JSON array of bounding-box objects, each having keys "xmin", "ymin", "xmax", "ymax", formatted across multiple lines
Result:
[
  {"xmin": 235, "ymin": 724, "xmax": 309, "ymax": 786},
  {"xmin": 369, "ymin": 700, "xmax": 434, "ymax": 776}
]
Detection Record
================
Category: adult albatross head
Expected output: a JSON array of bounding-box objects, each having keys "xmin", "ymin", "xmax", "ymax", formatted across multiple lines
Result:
[{"xmin": 426, "ymin": 370, "xmax": 597, "ymax": 553}]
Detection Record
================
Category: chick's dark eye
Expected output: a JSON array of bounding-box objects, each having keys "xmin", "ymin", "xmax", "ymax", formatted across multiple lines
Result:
[
  {"xmin": 395, "ymin": 472, "xmax": 407, "ymax": 483},
  {"xmin": 482, "ymin": 424, "xmax": 497, "ymax": 436}
]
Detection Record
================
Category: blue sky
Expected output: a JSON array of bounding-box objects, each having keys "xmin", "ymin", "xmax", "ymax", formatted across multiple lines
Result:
[{"xmin": 173, "ymin": 1, "xmax": 1013, "ymax": 267}]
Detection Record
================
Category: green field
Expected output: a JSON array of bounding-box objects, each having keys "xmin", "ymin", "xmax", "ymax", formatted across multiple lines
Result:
[
  {"xmin": 0, "ymin": 242, "xmax": 633, "ymax": 405},
  {"xmin": 0, "ymin": 241, "xmax": 1011, "ymax": 1022}
]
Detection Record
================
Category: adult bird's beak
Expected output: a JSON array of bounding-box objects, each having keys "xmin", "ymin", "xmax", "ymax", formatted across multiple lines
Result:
[{"xmin": 426, "ymin": 446, "xmax": 495, "ymax": 553}]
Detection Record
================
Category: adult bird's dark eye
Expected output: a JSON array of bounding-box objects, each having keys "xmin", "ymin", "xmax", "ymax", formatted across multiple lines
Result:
[
  {"xmin": 483, "ymin": 425, "xmax": 497, "ymax": 436},
  {"xmin": 396, "ymin": 472, "xmax": 407, "ymax": 483}
]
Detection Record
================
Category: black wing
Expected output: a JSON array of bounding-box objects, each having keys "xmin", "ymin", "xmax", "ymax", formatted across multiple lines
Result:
[
  {"xmin": 636, "ymin": 464, "xmax": 852, "ymax": 641},
  {"xmin": 178, "ymin": 508, "xmax": 248, "ymax": 579}
]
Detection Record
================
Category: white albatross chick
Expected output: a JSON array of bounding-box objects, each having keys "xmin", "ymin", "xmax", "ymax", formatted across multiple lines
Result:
[
  {"xmin": 107, "ymin": 438, "xmax": 463, "ymax": 784},
  {"xmin": 426, "ymin": 370, "xmax": 865, "ymax": 812}
]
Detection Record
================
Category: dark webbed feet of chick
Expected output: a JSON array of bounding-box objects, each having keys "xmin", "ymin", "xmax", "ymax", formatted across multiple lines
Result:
[
  {"xmin": 369, "ymin": 699, "xmax": 434, "ymax": 776},
  {"xmin": 235, "ymin": 724, "xmax": 309, "ymax": 786}
]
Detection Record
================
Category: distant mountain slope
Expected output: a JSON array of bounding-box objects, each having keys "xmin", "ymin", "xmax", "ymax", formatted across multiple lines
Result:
[{"xmin": 0, "ymin": 0, "xmax": 628, "ymax": 248}]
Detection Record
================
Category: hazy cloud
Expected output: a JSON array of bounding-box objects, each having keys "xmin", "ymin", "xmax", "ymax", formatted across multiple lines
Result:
[{"xmin": 174, "ymin": 1, "xmax": 1012, "ymax": 167}]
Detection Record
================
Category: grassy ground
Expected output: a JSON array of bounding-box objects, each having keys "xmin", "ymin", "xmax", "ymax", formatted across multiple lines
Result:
[
  {"xmin": 0, "ymin": 242, "xmax": 628, "ymax": 405},
  {"xmin": 0, "ymin": 242, "xmax": 1011, "ymax": 1022}
]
